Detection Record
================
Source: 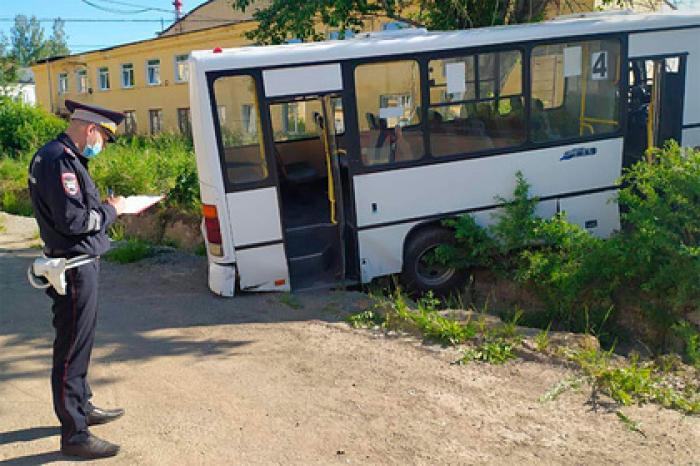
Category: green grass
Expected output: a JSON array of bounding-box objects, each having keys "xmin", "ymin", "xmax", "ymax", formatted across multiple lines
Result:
[
  {"xmin": 0, "ymin": 217, "xmax": 5, "ymax": 233},
  {"xmin": 346, "ymin": 309, "xmax": 385, "ymax": 328},
  {"xmin": 541, "ymin": 348, "xmax": 700, "ymax": 416},
  {"xmin": 278, "ymin": 293, "xmax": 303, "ymax": 310},
  {"xmin": 194, "ymin": 242, "xmax": 207, "ymax": 257},
  {"xmin": 534, "ymin": 323, "xmax": 552, "ymax": 352},
  {"xmin": 459, "ymin": 338, "xmax": 517, "ymax": 365},
  {"xmin": 104, "ymin": 239, "xmax": 154, "ymax": 264}
]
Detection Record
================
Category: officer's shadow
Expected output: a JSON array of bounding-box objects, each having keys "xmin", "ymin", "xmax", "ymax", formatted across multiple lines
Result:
[{"xmin": 0, "ymin": 426, "xmax": 91, "ymax": 464}]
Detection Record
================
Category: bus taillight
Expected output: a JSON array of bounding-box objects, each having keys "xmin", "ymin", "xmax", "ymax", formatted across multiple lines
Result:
[{"xmin": 202, "ymin": 204, "xmax": 223, "ymax": 256}]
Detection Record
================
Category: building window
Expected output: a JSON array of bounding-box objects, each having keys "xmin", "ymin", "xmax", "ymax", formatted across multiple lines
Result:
[
  {"xmin": 124, "ymin": 110, "xmax": 137, "ymax": 135},
  {"xmin": 428, "ymin": 50, "xmax": 526, "ymax": 157},
  {"xmin": 174, "ymin": 54, "xmax": 189, "ymax": 83},
  {"xmin": 269, "ymin": 99, "xmax": 344, "ymax": 142},
  {"xmin": 530, "ymin": 39, "xmax": 621, "ymax": 143},
  {"xmin": 149, "ymin": 109, "xmax": 163, "ymax": 134},
  {"xmin": 76, "ymin": 69, "xmax": 88, "ymax": 94},
  {"xmin": 355, "ymin": 60, "xmax": 424, "ymax": 166},
  {"xmin": 213, "ymin": 75, "xmax": 268, "ymax": 185},
  {"xmin": 328, "ymin": 30, "xmax": 355, "ymax": 40},
  {"xmin": 177, "ymin": 108, "xmax": 192, "ymax": 137},
  {"xmin": 98, "ymin": 67, "xmax": 110, "ymax": 91},
  {"xmin": 58, "ymin": 73, "xmax": 68, "ymax": 94},
  {"xmin": 121, "ymin": 63, "xmax": 134, "ymax": 88},
  {"xmin": 241, "ymin": 104, "xmax": 254, "ymax": 134},
  {"xmin": 146, "ymin": 59, "xmax": 161, "ymax": 86}
]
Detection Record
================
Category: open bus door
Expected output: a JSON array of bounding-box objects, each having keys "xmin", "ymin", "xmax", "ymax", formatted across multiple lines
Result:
[
  {"xmin": 624, "ymin": 55, "xmax": 687, "ymax": 166},
  {"xmin": 265, "ymin": 92, "xmax": 349, "ymax": 291}
]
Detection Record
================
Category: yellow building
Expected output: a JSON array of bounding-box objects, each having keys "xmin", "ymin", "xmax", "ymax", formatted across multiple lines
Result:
[{"xmin": 31, "ymin": 0, "xmax": 596, "ymax": 136}]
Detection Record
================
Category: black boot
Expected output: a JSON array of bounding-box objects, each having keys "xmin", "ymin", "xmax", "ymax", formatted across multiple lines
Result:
[
  {"xmin": 61, "ymin": 434, "xmax": 120, "ymax": 459},
  {"xmin": 87, "ymin": 406, "xmax": 125, "ymax": 426}
]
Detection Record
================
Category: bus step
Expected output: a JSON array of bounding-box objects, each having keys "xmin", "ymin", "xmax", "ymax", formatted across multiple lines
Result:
[{"xmin": 288, "ymin": 246, "xmax": 333, "ymax": 278}]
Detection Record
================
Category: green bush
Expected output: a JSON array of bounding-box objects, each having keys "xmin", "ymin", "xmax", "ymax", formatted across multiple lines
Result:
[
  {"xmin": 0, "ymin": 97, "xmax": 67, "ymax": 157},
  {"xmin": 438, "ymin": 143, "xmax": 700, "ymax": 346},
  {"xmin": 91, "ymin": 134, "xmax": 199, "ymax": 210}
]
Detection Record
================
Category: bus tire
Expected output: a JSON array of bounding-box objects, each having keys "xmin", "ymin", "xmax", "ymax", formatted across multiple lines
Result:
[{"xmin": 401, "ymin": 226, "xmax": 465, "ymax": 298}]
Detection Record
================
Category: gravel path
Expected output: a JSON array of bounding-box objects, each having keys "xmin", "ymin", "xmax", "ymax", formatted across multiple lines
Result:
[{"xmin": 0, "ymin": 213, "xmax": 697, "ymax": 465}]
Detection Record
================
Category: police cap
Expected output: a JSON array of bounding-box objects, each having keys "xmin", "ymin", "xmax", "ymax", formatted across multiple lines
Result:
[{"xmin": 65, "ymin": 100, "xmax": 125, "ymax": 142}]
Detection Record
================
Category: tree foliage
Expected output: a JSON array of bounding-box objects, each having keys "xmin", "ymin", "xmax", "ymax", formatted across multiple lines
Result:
[
  {"xmin": 8, "ymin": 15, "xmax": 69, "ymax": 66},
  {"xmin": 232, "ymin": 0, "xmax": 624, "ymax": 44}
]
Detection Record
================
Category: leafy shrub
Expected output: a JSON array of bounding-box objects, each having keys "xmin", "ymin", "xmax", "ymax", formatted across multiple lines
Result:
[
  {"xmin": 438, "ymin": 143, "xmax": 700, "ymax": 346},
  {"xmin": 672, "ymin": 321, "xmax": 700, "ymax": 368},
  {"xmin": 1, "ymin": 190, "xmax": 32, "ymax": 216},
  {"xmin": 91, "ymin": 134, "xmax": 199, "ymax": 207},
  {"xmin": 0, "ymin": 97, "xmax": 67, "ymax": 157}
]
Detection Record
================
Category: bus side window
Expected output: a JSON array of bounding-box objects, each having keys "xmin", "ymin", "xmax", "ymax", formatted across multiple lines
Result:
[
  {"xmin": 530, "ymin": 39, "xmax": 621, "ymax": 143},
  {"xmin": 354, "ymin": 60, "xmax": 424, "ymax": 166},
  {"xmin": 428, "ymin": 50, "xmax": 526, "ymax": 157},
  {"xmin": 213, "ymin": 75, "xmax": 268, "ymax": 185}
]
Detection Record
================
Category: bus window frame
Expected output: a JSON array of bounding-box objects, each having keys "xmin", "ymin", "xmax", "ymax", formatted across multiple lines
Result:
[
  {"xmin": 267, "ymin": 95, "xmax": 346, "ymax": 144},
  {"xmin": 207, "ymin": 69, "xmax": 281, "ymax": 194},
  {"xmin": 345, "ymin": 32, "xmax": 628, "ymax": 176},
  {"xmin": 205, "ymin": 32, "xmax": 628, "ymax": 181}
]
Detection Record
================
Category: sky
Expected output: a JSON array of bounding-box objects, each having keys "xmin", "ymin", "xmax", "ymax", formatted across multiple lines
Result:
[
  {"xmin": 0, "ymin": 0, "xmax": 206, "ymax": 53},
  {"xmin": 1, "ymin": 0, "xmax": 700, "ymax": 56}
]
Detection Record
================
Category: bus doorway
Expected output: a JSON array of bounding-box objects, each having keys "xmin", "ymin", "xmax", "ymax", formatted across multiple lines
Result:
[
  {"xmin": 268, "ymin": 95, "xmax": 348, "ymax": 290},
  {"xmin": 624, "ymin": 55, "xmax": 686, "ymax": 166}
]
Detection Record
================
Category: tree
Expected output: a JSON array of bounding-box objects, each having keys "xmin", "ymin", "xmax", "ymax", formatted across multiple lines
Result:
[
  {"xmin": 232, "ymin": 0, "xmax": 609, "ymax": 45},
  {"xmin": 45, "ymin": 18, "xmax": 70, "ymax": 59},
  {"xmin": 9, "ymin": 15, "xmax": 46, "ymax": 66},
  {"xmin": 0, "ymin": 34, "xmax": 18, "ymax": 91}
]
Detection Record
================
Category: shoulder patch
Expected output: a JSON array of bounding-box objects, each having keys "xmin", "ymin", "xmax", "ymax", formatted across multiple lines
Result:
[{"xmin": 61, "ymin": 172, "xmax": 80, "ymax": 196}]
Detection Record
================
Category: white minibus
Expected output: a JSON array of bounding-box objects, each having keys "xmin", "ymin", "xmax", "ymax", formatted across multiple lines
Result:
[{"xmin": 188, "ymin": 11, "xmax": 700, "ymax": 297}]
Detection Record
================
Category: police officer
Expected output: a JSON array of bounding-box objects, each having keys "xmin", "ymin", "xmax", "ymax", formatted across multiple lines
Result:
[{"xmin": 28, "ymin": 100, "xmax": 127, "ymax": 459}]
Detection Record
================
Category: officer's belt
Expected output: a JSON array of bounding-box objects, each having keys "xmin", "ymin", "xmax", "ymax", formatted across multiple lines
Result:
[
  {"xmin": 28, "ymin": 254, "xmax": 97, "ymax": 295},
  {"xmin": 43, "ymin": 247, "xmax": 84, "ymax": 259}
]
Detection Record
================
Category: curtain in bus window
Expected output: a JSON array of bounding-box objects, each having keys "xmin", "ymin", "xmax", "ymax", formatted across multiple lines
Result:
[
  {"xmin": 530, "ymin": 39, "xmax": 621, "ymax": 143},
  {"xmin": 355, "ymin": 60, "xmax": 424, "ymax": 166},
  {"xmin": 428, "ymin": 50, "xmax": 525, "ymax": 157},
  {"xmin": 213, "ymin": 75, "xmax": 268, "ymax": 184}
]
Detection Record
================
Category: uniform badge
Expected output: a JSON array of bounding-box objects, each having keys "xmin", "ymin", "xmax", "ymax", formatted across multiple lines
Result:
[{"xmin": 61, "ymin": 172, "xmax": 80, "ymax": 196}]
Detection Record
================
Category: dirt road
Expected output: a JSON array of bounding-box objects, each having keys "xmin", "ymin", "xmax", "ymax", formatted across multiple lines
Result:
[{"xmin": 0, "ymin": 212, "xmax": 698, "ymax": 465}]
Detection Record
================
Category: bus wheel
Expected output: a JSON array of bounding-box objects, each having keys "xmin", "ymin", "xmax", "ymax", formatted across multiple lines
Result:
[{"xmin": 401, "ymin": 227, "xmax": 465, "ymax": 298}]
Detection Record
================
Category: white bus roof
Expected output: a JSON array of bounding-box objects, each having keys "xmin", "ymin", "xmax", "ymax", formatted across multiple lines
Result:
[{"xmin": 191, "ymin": 12, "xmax": 700, "ymax": 72}]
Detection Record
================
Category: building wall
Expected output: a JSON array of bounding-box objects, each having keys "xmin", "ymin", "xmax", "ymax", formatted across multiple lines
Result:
[
  {"xmin": 32, "ymin": 22, "xmax": 258, "ymax": 135},
  {"xmin": 0, "ymin": 83, "xmax": 36, "ymax": 105}
]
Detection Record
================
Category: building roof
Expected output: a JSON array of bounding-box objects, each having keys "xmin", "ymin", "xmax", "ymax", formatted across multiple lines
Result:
[
  {"xmin": 191, "ymin": 11, "xmax": 700, "ymax": 72},
  {"xmin": 32, "ymin": 19, "xmax": 254, "ymax": 66},
  {"xmin": 159, "ymin": 0, "xmax": 265, "ymax": 37}
]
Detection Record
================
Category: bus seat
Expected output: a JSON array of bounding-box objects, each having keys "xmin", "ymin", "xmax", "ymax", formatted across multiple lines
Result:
[{"xmin": 274, "ymin": 146, "xmax": 319, "ymax": 185}]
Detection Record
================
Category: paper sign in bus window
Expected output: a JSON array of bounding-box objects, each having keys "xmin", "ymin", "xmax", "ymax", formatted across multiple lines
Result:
[
  {"xmin": 379, "ymin": 106, "xmax": 404, "ymax": 120},
  {"xmin": 445, "ymin": 62, "xmax": 466, "ymax": 95},
  {"xmin": 563, "ymin": 46, "xmax": 582, "ymax": 77},
  {"xmin": 591, "ymin": 51, "xmax": 609, "ymax": 80}
]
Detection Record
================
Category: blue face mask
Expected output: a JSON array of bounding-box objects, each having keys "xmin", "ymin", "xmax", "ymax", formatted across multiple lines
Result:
[{"xmin": 82, "ymin": 135, "xmax": 103, "ymax": 158}]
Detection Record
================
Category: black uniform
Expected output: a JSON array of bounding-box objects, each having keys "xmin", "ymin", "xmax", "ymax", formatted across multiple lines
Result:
[{"xmin": 28, "ymin": 133, "xmax": 117, "ymax": 445}]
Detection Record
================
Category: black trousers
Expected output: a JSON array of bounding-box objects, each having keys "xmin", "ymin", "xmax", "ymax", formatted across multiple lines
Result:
[{"xmin": 47, "ymin": 260, "xmax": 99, "ymax": 445}]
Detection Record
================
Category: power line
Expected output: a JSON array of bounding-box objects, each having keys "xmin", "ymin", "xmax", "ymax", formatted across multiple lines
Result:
[
  {"xmin": 80, "ymin": 0, "xmax": 155, "ymax": 15},
  {"xmin": 0, "ymin": 18, "xmax": 228, "ymax": 23},
  {"xmin": 90, "ymin": 0, "xmax": 175, "ymax": 14}
]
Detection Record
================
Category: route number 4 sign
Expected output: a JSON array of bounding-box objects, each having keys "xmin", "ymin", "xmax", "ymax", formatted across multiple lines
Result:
[{"xmin": 591, "ymin": 51, "xmax": 609, "ymax": 80}]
